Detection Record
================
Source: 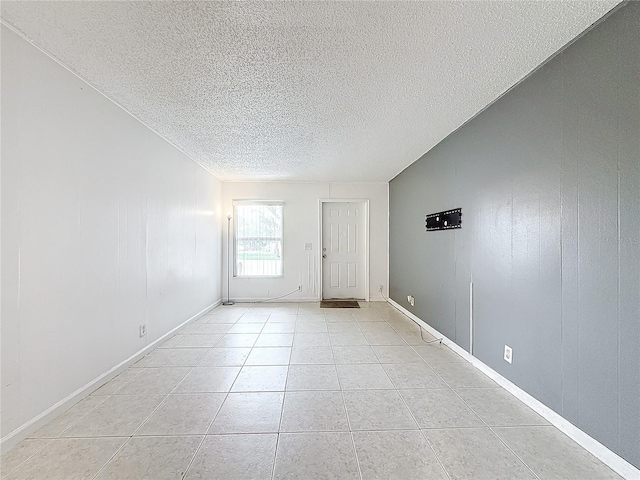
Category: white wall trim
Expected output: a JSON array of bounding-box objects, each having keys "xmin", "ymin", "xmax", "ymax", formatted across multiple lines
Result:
[
  {"xmin": 229, "ymin": 297, "xmax": 320, "ymax": 304},
  {"xmin": 0, "ymin": 300, "xmax": 220, "ymax": 454},
  {"xmin": 386, "ymin": 183, "xmax": 390, "ymax": 301},
  {"xmin": 387, "ymin": 298, "xmax": 640, "ymax": 480}
]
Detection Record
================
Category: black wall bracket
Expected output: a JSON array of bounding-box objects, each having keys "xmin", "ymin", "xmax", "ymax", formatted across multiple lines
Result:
[{"xmin": 426, "ymin": 208, "xmax": 462, "ymax": 231}]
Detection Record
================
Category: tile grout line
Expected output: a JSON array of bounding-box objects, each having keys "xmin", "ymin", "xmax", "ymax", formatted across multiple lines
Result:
[
  {"xmin": 0, "ymin": 440, "xmax": 52, "ymax": 480},
  {"xmin": 87, "ymin": 350, "xmax": 203, "ymax": 480},
  {"xmin": 270, "ymin": 307, "xmax": 309, "ymax": 480},
  {"xmin": 177, "ymin": 434, "xmax": 206, "ymax": 480},
  {"xmin": 428, "ymin": 359, "xmax": 542, "ymax": 480},
  {"xmin": 381, "ymin": 301, "xmax": 609, "ymax": 478},
  {"xmin": 392, "ymin": 314, "xmax": 512, "ymax": 480},
  {"xmin": 5, "ymin": 304, "xmax": 239, "ymax": 479},
  {"xmin": 395, "ymin": 388, "xmax": 453, "ymax": 480},
  {"xmin": 329, "ymin": 309, "xmax": 364, "ymax": 480},
  {"xmin": 184, "ymin": 304, "xmax": 256, "ymax": 479},
  {"xmin": 90, "ymin": 436, "xmax": 134, "ymax": 480},
  {"xmin": 104, "ymin": 346, "xmax": 213, "ymax": 480},
  {"xmin": 142, "ymin": 307, "xmax": 250, "ymax": 478},
  {"xmin": 386, "ymin": 304, "xmax": 544, "ymax": 479},
  {"xmin": 365, "ymin": 304, "xmax": 455, "ymax": 478},
  {"xmin": 7, "ymin": 302, "xmax": 571, "ymax": 479},
  {"xmin": 35, "ymin": 394, "xmax": 111, "ymax": 440},
  {"xmin": 86, "ymin": 358, "xmax": 203, "ymax": 478},
  {"xmin": 375, "ymin": 305, "xmax": 461, "ymax": 480},
  {"xmin": 180, "ymin": 388, "xmax": 231, "ymax": 479}
]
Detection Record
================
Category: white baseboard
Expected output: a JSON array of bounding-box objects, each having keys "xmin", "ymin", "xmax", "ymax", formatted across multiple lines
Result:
[
  {"xmin": 227, "ymin": 297, "xmax": 387, "ymax": 304},
  {"xmin": 0, "ymin": 300, "xmax": 221, "ymax": 454},
  {"xmin": 388, "ymin": 298, "xmax": 640, "ymax": 480},
  {"xmin": 230, "ymin": 296, "xmax": 320, "ymax": 303}
]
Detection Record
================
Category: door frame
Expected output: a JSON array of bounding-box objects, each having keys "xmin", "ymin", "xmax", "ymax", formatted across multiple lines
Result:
[{"xmin": 318, "ymin": 199, "xmax": 370, "ymax": 302}]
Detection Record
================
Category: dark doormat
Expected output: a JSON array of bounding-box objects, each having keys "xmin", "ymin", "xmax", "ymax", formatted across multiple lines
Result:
[{"xmin": 320, "ymin": 300, "xmax": 360, "ymax": 308}]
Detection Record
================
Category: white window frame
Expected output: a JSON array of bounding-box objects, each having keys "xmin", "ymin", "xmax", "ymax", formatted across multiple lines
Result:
[{"xmin": 233, "ymin": 200, "xmax": 284, "ymax": 278}]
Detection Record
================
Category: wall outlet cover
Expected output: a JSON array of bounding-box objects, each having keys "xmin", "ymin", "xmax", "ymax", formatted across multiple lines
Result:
[
  {"xmin": 140, "ymin": 325, "xmax": 147, "ymax": 337},
  {"xmin": 504, "ymin": 344, "xmax": 513, "ymax": 364}
]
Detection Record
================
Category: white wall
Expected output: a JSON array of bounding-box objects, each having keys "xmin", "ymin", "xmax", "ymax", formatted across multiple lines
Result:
[
  {"xmin": 1, "ymin": 26, "xmax": 223, "ymax": 442},
  {"xmin": 221, "ymin": 182, "xmax": 388, "ymax": 302}
]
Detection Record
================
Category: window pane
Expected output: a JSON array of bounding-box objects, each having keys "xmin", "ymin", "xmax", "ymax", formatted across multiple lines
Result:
[{"xmin": 235, "ymin": 203, "xmax": 283, "ymax": 276}]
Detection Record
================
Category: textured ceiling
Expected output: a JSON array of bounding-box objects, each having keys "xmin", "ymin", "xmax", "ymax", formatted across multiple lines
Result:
[{"xmin": 1, "ymin": 1, "xmax": 620, "ymax": 182}]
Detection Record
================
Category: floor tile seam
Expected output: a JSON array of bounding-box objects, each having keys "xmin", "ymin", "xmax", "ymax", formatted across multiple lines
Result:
[
  {"xmin": 446, "ymin": 379, "xmax": 542, "ymax": 480},
  {"xmin": 127, "ymin": 391, "xmax": 179, "ymax": 438},
  {"xmin": 269, "ymin": 368, "xmax": 289, "ymax": 480},
  {"xmin": 173, "ymin": 334, "xmax": 226, "ymax": 348},
  {"xmin": 379, "ymin": 365, "xmax": 459, "ymax": 391},
  {"xmin": 378, "ymin": 363, "xmax": 405, "ymax": 391},
  {"xmin": 0, "ymin": 440, "xmax": 52, "ymax": 480},
  {"xmin": 89, "ymin": 434, "xmax": 135, "ymax": 480},
  {"xmin": 384, "ymin": 315, "xmax": 427, "ymax": 350},
  {"xmin": 344, "ymin": 425, "xmax": 425, "ymax": 432},
  {"xmin": 447, "ymin": 378, "xmax": 500, "ymax": 383},
  {"xmin": 484, "ymin": 421, "xmax": 554, "ymax": 428},
  {"xmin": 221, "ymin": 386, "xmax": 427, "ymax": 393},
  {"xmin": 418, "ymin": 425, "xmax": 514, "ymax": 431},
  {"xmin": 491, "ymin": 425, "xmax": 555, "ymax": 431},
  {"xmin": 120, "ymin": 433, "xmax": 208, "ymax": 438},
  {"xmin": 488, "ymin": 425, "xmax": 543, "ymax": 480},
  {"xmin": 20, "ymin": 308, "xmax": 416, "ymax": 476},
  {"xmin": 349, "ymin": 430, "xmax": 365, "ymax": 480},
  {"xmin": 30, "ymin": 393, "xmax": 111, "ymax": 440},
  {"xmin": 56, "ymin": 390, "xmax": 170, "ymax": 440},
  {"xmin": 96, "ymin": 368, "xmax": 145, "ymax": 395},
  {"xmin": 378, "ymin": 357, "xmax": 425, "ymax": 365},
  {"xmin": 278, "ymin": 426, "xmax": 351, "ymax": 434},
  {"xmin": 328, "ymin": 324, "xmax": 364, "ymax": 480},
  {"xmin": 167, "ymin": 360, "xmax": 202, "ymax": 397},
  {"xmin": 29, "ymin": 434, "xmax": 127, "ymax": 440},
  {"xmin": 200, "ymin": 361, "xmax": 258, "ymax": 434},
  {"xmin": 182, "ymin": 380, "xmax": 235, "ymax": 480},
  {"xmin": 394, "ymin": 382, "xmax": 453, "ymax": 480},
  {"xmin": 202, "ymin": 432, "xmax": 279, "ymax": 437},
  {"xmin": 209, "ymin": 428, "xmax": 281, "ymax": 435},
  {"xmin": 412, "ymin": 355, "xmax": 469, "ymax": 393},
  {"xmin": 231, "ymin": 367, "xmax": 289, "ymax": 393}
]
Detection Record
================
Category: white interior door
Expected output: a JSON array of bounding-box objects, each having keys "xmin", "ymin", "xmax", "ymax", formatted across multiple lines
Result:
[{"xmin": 322, "ymin": 202, "xmax": 366, "ymax": 299}]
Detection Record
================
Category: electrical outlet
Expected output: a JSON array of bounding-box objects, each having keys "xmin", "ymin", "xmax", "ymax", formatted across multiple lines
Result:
[
  {"xmin": 407, "ymin": 295, "xmax": 415, "ymax": 307},
  {"xmin": 378, "ymin": 285, "xmax": 384, "ymax": 293},
  {"xmin": 304, "ymin": 243, "xmax": 312, "ymax": 250},
  {"xmin": 139, "ymin": 324, "xmax": 147, "ymax": 337},
  {"xmin": 504, "ymin": 345, "xmax": 513, "ymax": 364}
]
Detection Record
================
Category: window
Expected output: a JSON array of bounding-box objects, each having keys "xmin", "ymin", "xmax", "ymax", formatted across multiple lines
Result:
[{"xmin": 234, "ymin": 201, "xmax": 283, "ymax": 277}]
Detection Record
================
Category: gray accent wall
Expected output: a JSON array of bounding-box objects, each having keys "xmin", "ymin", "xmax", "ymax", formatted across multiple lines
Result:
[{"xmin": 389, "ymin": 3, "xmax": 639, "ymax": 469}]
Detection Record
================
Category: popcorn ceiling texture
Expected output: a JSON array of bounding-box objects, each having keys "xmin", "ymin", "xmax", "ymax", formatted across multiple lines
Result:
[{"xmin": 1, "ymin": 1, "xmax": 620, "ymax": 182}]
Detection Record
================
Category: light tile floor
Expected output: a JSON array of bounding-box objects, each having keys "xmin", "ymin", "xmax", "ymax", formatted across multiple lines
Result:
[{"xmin": 1, "ymin": 302, "xmax": 623, "ymax": 480}]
